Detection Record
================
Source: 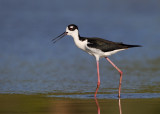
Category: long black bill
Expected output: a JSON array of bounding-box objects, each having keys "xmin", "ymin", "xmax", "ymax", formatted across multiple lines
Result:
[{"xmin": 52, "ymin": 32, "xmax": 67, "ymax": 43}]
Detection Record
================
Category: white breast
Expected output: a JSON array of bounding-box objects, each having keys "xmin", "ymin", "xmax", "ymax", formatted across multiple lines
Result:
[{"xmin": 73, "ymin": 38, "xmax": 88, "ymax": 51}]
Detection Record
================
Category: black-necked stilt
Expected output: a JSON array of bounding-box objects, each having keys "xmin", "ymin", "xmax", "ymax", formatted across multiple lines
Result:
[{"xmin": 53, "ymin": 24, "xmax": 141, "ymax": 98}]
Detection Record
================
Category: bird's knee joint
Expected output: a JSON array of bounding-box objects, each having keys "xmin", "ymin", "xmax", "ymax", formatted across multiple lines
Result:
[
  {"xmin": 119, "ymin": 71, "xmax": 123, "ymax": 75},
  {"xmin": 97, "ymin": 82, "xmax": 100, "ymax": 88}
]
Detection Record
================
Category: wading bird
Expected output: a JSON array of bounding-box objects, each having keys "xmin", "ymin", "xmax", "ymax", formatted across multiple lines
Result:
[{"xmin": 53, "ymin": 24, "xmax": 141, "ymax": 98}]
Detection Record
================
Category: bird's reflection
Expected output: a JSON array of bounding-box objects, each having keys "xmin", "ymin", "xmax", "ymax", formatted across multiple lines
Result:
[
  {"xmin": 95, "ymin": 97, "xmax": 100, "ymax": 114},
  {"xmin": 119, "ymin": 98, "xmax": 122, "ymax": 114},
  {"xmin": 94, "ymin": 98, "xmax": 122, "ymax": 114}
]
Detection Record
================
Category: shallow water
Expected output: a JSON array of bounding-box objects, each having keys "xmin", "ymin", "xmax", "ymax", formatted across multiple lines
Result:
[
  {"xmin": 0, "ymin": 0, "xmax": 160, "ymax": 95},
  {"xmin": 0, "ymin": 0, "xmax": 160, "ymax": 113},
  {"xmin": 1, "ymin": 94, "xmax": 160, "ymax": 114}
]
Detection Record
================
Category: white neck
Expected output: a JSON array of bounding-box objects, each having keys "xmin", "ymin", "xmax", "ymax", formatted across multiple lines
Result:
[
  {"xmin": 66, "ymin": 29, "xmax": 81, "ymax": 44},
  {"xmin": 66, "ymin": 28, "xmax": 87, "ymax": 50},
  {"xmin": 70, "ymin": 31, "xmax": 87, "ymax": 50},
  {"xmin": 70, "ymin": 30, "xmax": 79, "ymax": 40},
  {"xmin": 71, "ymin": 33, "xmax": 81, "ymax": 46}
]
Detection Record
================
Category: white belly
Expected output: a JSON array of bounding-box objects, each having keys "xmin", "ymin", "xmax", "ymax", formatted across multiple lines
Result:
[{"xmin": 85, "ymin": 46, "xmax": 125, "ymax": 57}]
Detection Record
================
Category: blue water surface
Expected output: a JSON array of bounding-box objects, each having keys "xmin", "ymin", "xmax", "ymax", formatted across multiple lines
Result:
[{"xmin": 0, "ymin": 0, "xmax": 160, "ymax": 97}]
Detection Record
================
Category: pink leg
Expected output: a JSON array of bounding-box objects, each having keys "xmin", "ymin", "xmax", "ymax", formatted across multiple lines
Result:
[
  {"xmin": 105, "ymin": 57, "xmax": 122, "ymax": 98},
  {"xmin": 95, "ymin": 61, "xmax": 100, "ymax": 98}
]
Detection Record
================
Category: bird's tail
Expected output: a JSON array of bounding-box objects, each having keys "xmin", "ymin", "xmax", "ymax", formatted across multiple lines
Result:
[{"xmin": 122, "ymin": 44, "xmax": 142, "ymax": 48}]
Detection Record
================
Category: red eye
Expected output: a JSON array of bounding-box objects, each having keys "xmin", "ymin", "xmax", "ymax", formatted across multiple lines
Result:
[{"xmin": 69, "ymin": 27, "xmax": 73, "ymax": 31}]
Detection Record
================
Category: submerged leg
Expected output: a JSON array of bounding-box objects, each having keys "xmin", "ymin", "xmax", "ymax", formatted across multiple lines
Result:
[
  {"xmin": 95, "ymin": 60, "xmax": 100, "ymax": 98},
  {"xmin": 105, "ymin": 57, "xmax": 123, "ymax": 98}
]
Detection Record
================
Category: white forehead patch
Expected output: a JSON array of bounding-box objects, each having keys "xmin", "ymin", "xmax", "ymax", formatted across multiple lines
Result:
[{"xmin": 70, "ymin": 26, "xmax": 73, "ymax": 28}]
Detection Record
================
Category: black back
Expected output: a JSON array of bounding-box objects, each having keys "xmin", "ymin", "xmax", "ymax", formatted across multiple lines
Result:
[{"xmin": 80, "ymin": 37, "xmax": 141, "ymax": 52}]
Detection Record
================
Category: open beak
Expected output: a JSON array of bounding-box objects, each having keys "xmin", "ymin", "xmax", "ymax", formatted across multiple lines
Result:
[{"xmin": 52, "ymin": 32, "xmax": 67, "ymax": 43}]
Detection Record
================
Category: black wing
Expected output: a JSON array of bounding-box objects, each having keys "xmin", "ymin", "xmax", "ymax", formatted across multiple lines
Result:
[{"xmin": 84, "ymin": 37, "xmax": 140, "ymax": 52}]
